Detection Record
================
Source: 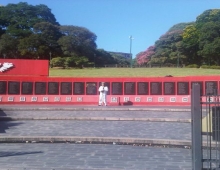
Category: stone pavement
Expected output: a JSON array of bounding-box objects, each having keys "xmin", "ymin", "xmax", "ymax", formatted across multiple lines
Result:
[
  {"xmin": 0, "ymin": 105, "xmax": 193, "ymax": 169},
  {"xmin": 0, "ymin": 143, "xmax": 192, "ymax": 170},
  {"xmin": 0, "ymin": 106, "xmax": 192, "ymax": 145}
]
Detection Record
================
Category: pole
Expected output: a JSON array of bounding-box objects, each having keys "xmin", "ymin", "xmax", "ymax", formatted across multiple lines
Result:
[
  {"xmin": 49, "ymin": 52, "xmax": 52, "ymax": 61},
  {"xmin": 49, "ymin": 52, "xmax": 52, "ymax": 68},
  {"xmin": 129, "ymin": 35, "xmax": 133, "ymax": 68},
  {"xmin": 177, "ymin": 53, "xmax": 179, "ymax": 68},
  {"xmin": 191, "ymin": 84, "xmax": 202, "ymax": 170},
  {"xmin": 94, "ymin": 54, "xmax": 96, "ymax": 68}
]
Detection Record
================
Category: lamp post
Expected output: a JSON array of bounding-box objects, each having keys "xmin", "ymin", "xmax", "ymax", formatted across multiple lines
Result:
[
  {"xmin": 49, "ymin": 52, "xmax": 52, "ymax": 68},
  {"xmin": 129, "ymin": 35, "xmax": 134, "ymax": 68},
  {"xmin": 94, "ymin": 54, "xmax": 96, "ymax": 68},
  {"xmin": 49, "ymin": 52, "xmax": 52, "ymax": 61},
  {"xmin": 177, "ymin": 53, "xmax": 180, "ymax": 68}
]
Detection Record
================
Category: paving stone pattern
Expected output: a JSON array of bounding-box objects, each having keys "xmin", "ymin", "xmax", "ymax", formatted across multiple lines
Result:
[
  {"xmin": 0, "ymin": 120, "xmax": 191, "ymax": 140},
  {"xmin": 0, "ymin": 143, "xmax": 192, "ymax": 170},
  {"xmin": 0, "ymin": 107, "xmax": 193, "ymax": 169},
  {"xmin": 0, "ymin": 110, "xmax": 191, "ymax": 119}
]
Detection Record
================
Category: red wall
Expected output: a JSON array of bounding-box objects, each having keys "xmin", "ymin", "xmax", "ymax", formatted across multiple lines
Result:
[
  {"xmin": 3, "ymin": 59, "xmax": 215, "ymax": 106},
  {"xmin": 0, "ymin": 75, "xmax": 219, "ymax": 106},
  {"xmin": 0, "ymin": 59, "xmax": 49, "ymax": 76}
]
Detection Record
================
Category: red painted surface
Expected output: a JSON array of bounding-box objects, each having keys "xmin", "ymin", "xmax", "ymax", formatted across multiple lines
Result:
[
  {"xmin": 0, "ymin": 75, "xmax": 220, "ymax": 106},
  {"xmin": 0, "ymin": 59, "xmax": 49, "ymax": 76}
]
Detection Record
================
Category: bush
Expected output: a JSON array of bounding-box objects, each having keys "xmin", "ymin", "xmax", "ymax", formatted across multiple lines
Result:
[
  {"xmin": 200, "ymin": 65, "xmax": 209, "ymax": 69},
  {"xmin": 64, "ymin": 57, "xmax": 75, "ymax": 68},
  {"xmin": 210, "ymin": 65, "xmax": 220, "ymax": 69},
  {"xmin": 185, "ymin": 64, "xmax": 199, "ymax": 68},
  {"xmin": 200, "ymin": 65, "xmax": 220, "ymax": 69},
  {"xmin": 51, "ymin": 56, "xmax": 90, "ymax": 69},
  {"xmin": 51, "ymin": 57, "xmax": 65, "ymax": 68}
]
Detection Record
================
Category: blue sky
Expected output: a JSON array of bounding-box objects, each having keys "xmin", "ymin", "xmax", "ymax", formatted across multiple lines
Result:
[{"xmin": 1, "ymin": 0, "xmax": 220, "ymax": 58}]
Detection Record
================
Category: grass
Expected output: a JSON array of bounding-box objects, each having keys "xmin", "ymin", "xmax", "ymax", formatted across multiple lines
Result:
[{"xmin": 49, "ymin": 67, "xmax": 220, "ymax": 77}]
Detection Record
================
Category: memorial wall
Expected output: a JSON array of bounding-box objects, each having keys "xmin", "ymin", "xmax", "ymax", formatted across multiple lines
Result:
[
  {"xmin": 0, "ymin": 80, "xmax": 218, "ymax": 96},
  {"xmin": 177, "ymin": 82, "xmax": 189, "ymax": 95}
]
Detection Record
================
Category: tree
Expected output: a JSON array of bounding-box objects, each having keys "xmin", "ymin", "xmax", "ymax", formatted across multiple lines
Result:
[
  {"xmin": 109, "ymin": 52, "xmax": 130, "ymax": 66},
  {"xmin": 58, "ymin": 25, "xmax": 97, "ymax": 61},
  {"xmin": 17, "ymin": 22, "xmax": 62, "ymax": 59},
  {"xmin": 196, "ymin": 9, "xmax": 220, "ymax": 26},
  {"xmin": 197, "ymin": 21, "xmax": 220, "ymax": 65},
  {"xmin": 51, "ymin": 57, "xmax": 65, "ymax": 67},
  {"xmin": 1, "ymin": 2, "xmax": 59, "ymax": 37},
  {"xmin": 0, "ymin": 2, "xmax": 59, "ymax": 58},
  {"xmin": 18, "ymin": 34, "xmax": 41, "ymax": 59},
  {"xmin": 181, "ymin": 24, "xmax": 201, "ymax": 65},
  {"xmin": 0, "ymin": 6, "xmax": 6, "ymax": 37},
  {"xmin": 0, "ymin": 34, "xmax": 18, "ymax": 58},
  {"xmin": 168, "ymin": 22, "xmax": 194, "ymax": 32},
  {"xmin": 96, "ymin": 49, "xmax": 116, "ymax": 66},
  {"xmin": 199, "ymin": 38, "xmax": 220, "ymax": 65},
  {"xmin": 195, "ymin": 9, "xmax": 220, "ymax": 65},
  {"xmin": 136, "ymin": 46, "xmax": 155, "ymax": 66},
  {"xmin": 152, "ymin": 27, "xmax": 185, "ymax": 65},
  {"xmin": 140, "ymin": 22, "xmax": 195, "ymax": 66}
]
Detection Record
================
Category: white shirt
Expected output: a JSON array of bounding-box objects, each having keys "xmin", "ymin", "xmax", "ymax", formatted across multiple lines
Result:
[{"xmin": 98, "ymin": 86, "xmax": 108, "ymax": 95}]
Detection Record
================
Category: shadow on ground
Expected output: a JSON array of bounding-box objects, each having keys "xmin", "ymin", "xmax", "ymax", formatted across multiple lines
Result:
[
  {"xmin": 0, "ymin": 151, "xmax": 43, "ymax": 157},
  {"xmin": 0, "ymin": 110, "xmax": 6, "ymax": 116},
  {"xmin": 0, "ymin": 110, "xmax": 23, "ymax": 133}
]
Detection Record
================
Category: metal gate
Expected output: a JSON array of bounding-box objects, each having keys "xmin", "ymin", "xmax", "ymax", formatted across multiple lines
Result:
[{"xmin": 192, "ymin": 84, "xmax": 220, "ymax": 170}]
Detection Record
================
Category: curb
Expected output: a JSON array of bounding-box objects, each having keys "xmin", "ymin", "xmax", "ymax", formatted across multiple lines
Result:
[
  {"xmin": 0, "ymin": 136, "xmax": 191, "ymax": 147},
  {"xmin": 0, "ymin": 116, "xmax": 191, "ymax": 123},
  {"xmin": 0, "ymin": 107, "xmax": 191, "ymax": 112},
  {"xmin": 0, "ymin": 136, "xmax": 216, "ymax": 148}
]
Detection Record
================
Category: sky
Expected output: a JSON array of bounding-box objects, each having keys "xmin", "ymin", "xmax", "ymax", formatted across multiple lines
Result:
[{"xmin": 1, "ymin": 0, "xmax": 220, "ymax": 58}]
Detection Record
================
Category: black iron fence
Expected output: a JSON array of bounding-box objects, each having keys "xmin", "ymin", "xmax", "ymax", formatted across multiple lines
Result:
[{"xmin": 192, "ymin": 84, "xmax": 220, "ymax": 170}]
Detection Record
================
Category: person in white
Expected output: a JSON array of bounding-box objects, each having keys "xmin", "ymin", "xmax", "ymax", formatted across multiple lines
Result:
[{"xmin": 98, "ymin": 82, "xmax": 108, "ymax": 106}]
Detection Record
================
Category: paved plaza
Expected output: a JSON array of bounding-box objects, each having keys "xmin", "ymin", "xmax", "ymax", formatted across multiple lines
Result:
[
  {"xmin": 0, "ymin": 105, "xmax": 192, "ymax": 169},
  {"xmin": 0, "ymin": 143, "xmax": 191, "ymax": 170}
]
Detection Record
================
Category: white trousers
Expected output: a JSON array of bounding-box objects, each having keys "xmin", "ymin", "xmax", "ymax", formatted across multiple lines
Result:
[{"xmin": 99, "ymin": 93, "xmax": 107, "ymax": 105}]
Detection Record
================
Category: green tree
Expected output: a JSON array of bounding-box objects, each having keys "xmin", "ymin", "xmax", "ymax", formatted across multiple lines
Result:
[
  {"xmin": 1, "ymin": 2, "xmax": 59, "ymax": 37},
  {"xmin": 181, "ymin": 24, "xmax": 201, "ymax": 65},
  {"xmin": 0, "ymin": 2, "xmax": 59, "ymax": 58},
  {"xmin": 195, "ymin": 9, "xmax": 220, "ymax": 65},
  {"xmin": 58, "ymin": 25, "xmax": 97, "ymax": 61},
  {"xmin": 18, "ymin": 34, "xmax": 41, "ymax": 59},
  {"xmin": 196, "ymin": 9, "xmax": 220, "ymax": 26},
  {"xmin": 152, "ymin": 23, "xmax": 187, "ymax": 65},
  {"xmin": 18, "ymin": 22, "xmax": 62, "ymax": 59},
  {"xmin": 0, "ymin": 6, "xmax": 6, "ymax": 37},
  {"xmin": 0, "ymin": 34, "xmax": 18, "ymax": 58},
  {"xmin": 51, "ymin": 57, "xmax": 65, "ymax": 67},
  {"xmin": 96, "ymin": 49, "xmax": 116, "ymax": 66},
  {"xmin": 109, "ymin": 52, "xmax": 130, "ymax": 66},
  {"xmin": 197, "ymin": 21, "xmax": 220, "ymax": 65},
  {"xmin": 199, "ymin": 38, "xmax": 220, "ymax": 65},
  {"xmin": 139, "ymin": 9, "xmax": 220, "ymax": 66}
]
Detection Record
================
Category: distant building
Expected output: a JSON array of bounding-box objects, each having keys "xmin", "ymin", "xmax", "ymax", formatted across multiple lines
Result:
[{"xmin": 108, "ymin": 51, "xmax": 131, "ymax": 59}]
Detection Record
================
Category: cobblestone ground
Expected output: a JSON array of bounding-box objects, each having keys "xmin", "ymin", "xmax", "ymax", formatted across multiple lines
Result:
[
  {"xmin": 0, "ymin": 143, "xmax": 192, "ymax": 170},
  {"xmin": 0, "ymin": 108, "xmax": 193, "ymax": 169},
  {"xmin": 0, "ymin": 120, "xmax": 190, "ymax": 140},
  {"xmin": 0, "ymin": 110, "xmax": 191, "ymax": 119}
]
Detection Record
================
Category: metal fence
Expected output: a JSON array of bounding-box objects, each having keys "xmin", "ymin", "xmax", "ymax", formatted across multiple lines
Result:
[{"xmin": 192, "ymin": 84, "xmax": 220, "ymax": 170}]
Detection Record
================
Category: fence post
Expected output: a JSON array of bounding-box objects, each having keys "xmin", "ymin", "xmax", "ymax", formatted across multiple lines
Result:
[{"xmin": 191, "ymin": 83, "xmax": 202, "ymax": 170}]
